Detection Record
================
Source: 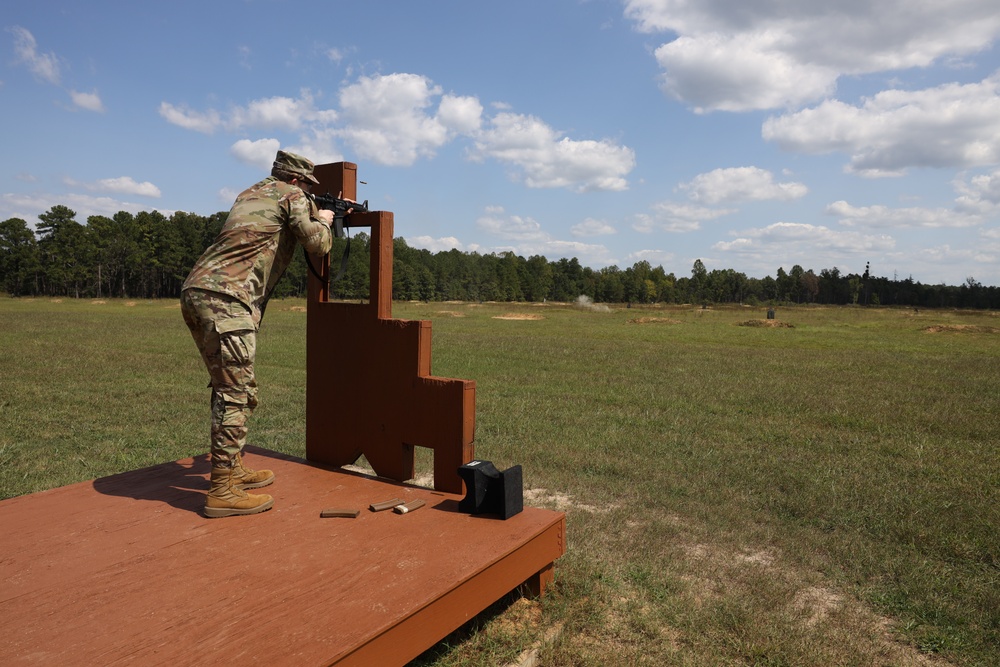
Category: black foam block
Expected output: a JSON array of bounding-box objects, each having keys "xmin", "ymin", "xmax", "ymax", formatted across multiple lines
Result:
[{"xmin": 457, "ymin": 460, "xmax": 523, "ymax": 519}]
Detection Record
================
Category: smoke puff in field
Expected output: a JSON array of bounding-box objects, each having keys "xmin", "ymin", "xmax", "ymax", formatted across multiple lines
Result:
[{"xmin": 575, "ymin": 295, "xmax": 611, "ymax": 313}]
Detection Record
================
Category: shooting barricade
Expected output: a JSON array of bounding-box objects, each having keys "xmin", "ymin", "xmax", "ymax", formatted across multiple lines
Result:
[{"xmin": 0, "ymin": 162, "xmax": 565, "ymax": 667}]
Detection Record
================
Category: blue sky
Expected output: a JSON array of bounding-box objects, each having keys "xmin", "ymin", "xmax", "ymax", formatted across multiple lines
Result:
[{"xmin": 3, "ymin": 0, "xmax": 1000, "ymax": 286}]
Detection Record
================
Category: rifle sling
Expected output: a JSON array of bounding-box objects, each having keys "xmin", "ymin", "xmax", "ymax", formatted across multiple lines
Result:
[{"xmin": 303, "ymin": 236, "xmax": 351, "ymax": 286}]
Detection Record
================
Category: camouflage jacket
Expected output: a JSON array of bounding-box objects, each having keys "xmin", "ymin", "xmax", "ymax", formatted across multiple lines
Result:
[{"xmin": 182, "ymin": 176, "xmax": 333, "ymax": 326}]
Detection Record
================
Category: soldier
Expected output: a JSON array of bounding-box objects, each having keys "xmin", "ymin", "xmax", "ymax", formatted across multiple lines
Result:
[{"xmin": 181, "ymin": 150, "xmax": 336, "ymax": 518}]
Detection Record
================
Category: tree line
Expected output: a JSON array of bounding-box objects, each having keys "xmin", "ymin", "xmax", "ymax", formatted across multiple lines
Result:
[{"xmin": 1, "ymin": 205, "xmax": 998, "ymax": 309}]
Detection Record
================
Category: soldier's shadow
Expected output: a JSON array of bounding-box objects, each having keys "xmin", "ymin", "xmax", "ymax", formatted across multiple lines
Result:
[{"xmin": 91, "ymin": 454, "xmax": 209, "ymax": 514}]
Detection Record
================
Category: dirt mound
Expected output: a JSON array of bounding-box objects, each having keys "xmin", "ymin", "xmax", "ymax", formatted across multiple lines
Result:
[
  {"xmin": 738, "ymin": 319, "xmax": 794, "ymax": 328},
  {"xmin": 493, "ymin": 313, "xmax": 545, "ymax": 321},
  {"xmin": 924, "ymin": 324, "xmax": 1000, "ymax": 334}
]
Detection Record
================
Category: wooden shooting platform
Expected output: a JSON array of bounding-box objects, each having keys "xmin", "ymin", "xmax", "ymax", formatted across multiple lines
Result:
[
  {"xmin": 0, "ymin": 162, "xmax": 565, "ymax": 666},
  {"xmin": 0, "ymin": 448, "xmax": 565, "ymax": 665}
]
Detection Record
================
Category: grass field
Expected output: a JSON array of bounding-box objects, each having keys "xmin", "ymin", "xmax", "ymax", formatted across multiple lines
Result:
[{"xmin": 1, "ymin": 297, "xmax": 997, "ymax": 666}]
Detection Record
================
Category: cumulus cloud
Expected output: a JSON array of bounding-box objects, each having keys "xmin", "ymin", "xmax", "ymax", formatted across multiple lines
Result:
[
  {"xmin": 954, "ymin": 169, "xmax": 1000, "ymax": 214},
  {"xmin": 230, "ymin": 138, "xmax": 282, "ymax": 169},
  {"xmin": 653, "ymin": 32, "xmax": 838, "ymax": 113},
  {"xmin": 230, "ymin": 90, "xmax": 337, "ymax": 130},
  {"xmin": 713, "ymin": 222, "xmax": 896, "ymax": 258},
  {"xmin": 471, "ymin": 112, "xmax": 634, "ymax": 192},
  {"xmin": 627, "ymin": 248, "xmax": 675, "ymax": 265},
  {"xmin": 624, "ymin": 0, "xmax": 1000, "ymax": 112},
  {"xmin": 0, "ymin": 192, "xmax": 173, "ymax": 224},
  {"xmin": 9, "ymin": 26, "xmax": 60, "ymax": 85},
  {"xmin": 763, "ymin": 75, "xmax": 1000, "ymax": 176},
  {"xmin": 160, "ymin": 91, "xmax": 336, "ymax": 135},
  {"xmin": 826, "ymin": 200, "xmax": 982, "ymax": 229},
  {"xmin": 159, "ymin": 102, "xmax": 223, "ymax": 134},
  {"xmin": 70, "ymin": 89, "xmax": 105, "ymax": 113},
  {"xmin": 475, "ymin": 206, "xmax": 613, "ymax": 263},
  {"xmin": 571, "ymin": 218, "xmax": 616, "ymax": 237},
  {"xmin": 633, "ymin": 201, "xmax": 736, "ymax": 233},
  {"xmin": 408, "ymin": 236, "xmax": 474, "ymax": 253},
  {"xmin": 64, "ymin": 176, "xmax": 162, "ymax": 198},
  {"xmin": 91, "ymin": 177, "xmax": 160, "ymax": 198},
  {"xmin": 477, "ymin": 208, "xmax": 547, "ymax": 242},
  {"xmin": 337, "ymin": 73, "xmax": 457, "ymax": 166},
  {"xmin": 679, "ymin": 166, "xmax": 807, "ymax": 204},
  {"xmin": 159, "ymin": 72, "xmax": 632, "ymax": 191}
]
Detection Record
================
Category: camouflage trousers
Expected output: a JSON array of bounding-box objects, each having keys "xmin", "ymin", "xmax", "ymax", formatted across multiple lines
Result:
[{"xmin": 180, "ymin": 288, "xmax": 259, "ymax": 467}]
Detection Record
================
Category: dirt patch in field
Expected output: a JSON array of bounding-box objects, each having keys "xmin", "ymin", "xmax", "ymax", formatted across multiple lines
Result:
[
  {"xmin": 524, "ymin": 488, "xmax": 612, "ymax": 513},
  {"xmin": 924, "ymin": 324, "xmax": 1000, "ymax": 334},
  {"xmin": 493, "ymin": 313, "xmax": 545, "ymax": 321},
  {"xmin": 667, "ymin": 539, "xmax": 954, "ymax": 666},
  {"xmin": 435, "ymin": 310, "xmax": 466, "ymax": 317},
  {"xmin": 738, "ymin": 319, "xmax": 794, "ymax": 328},
  {"xmin": 627, "ymin": 317, "xmax": 682, "ymax": 325}
]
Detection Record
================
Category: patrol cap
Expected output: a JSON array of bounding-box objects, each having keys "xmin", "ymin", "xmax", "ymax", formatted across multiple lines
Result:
[{"xmin": 273, "ymin": 150, "xmax": 320, "ymax": 185}]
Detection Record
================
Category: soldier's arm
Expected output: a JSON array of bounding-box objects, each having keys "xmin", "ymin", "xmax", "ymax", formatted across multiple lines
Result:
[{"xmin": 286, "ymin": 190, "xmax": 333, "ymax": 256}]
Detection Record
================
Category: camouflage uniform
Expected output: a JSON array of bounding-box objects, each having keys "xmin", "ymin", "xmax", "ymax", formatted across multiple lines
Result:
[{"xmin": 181, "ymin": 151, "xmax": 333, "ymax": 467}]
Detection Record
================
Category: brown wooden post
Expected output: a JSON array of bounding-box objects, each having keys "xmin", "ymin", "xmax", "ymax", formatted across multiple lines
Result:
[{"xmin": 306, "ymin": 163, "xmax": 475, "ymax": 494}]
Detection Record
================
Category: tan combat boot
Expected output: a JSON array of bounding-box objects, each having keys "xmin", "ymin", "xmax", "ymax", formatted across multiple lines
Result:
[
  {"xmin": 232, "ymin": 451, "xmax": 275, "ymax": 490},
  {"xmin": 204, "ymin": 465, "xmax": 274, "ymax": 518}
]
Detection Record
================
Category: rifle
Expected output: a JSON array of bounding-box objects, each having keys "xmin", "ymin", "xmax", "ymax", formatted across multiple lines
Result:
[
  {"xmin": 312, "ymin": 193, "xmax": 369, "ymax": 239},
  {"xmin": 307, "ymin": 193, "xmax": 369, "ymax": 283}
]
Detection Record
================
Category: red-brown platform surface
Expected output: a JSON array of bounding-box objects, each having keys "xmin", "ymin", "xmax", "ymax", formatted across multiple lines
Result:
[{"xmin": 0, "ymin": 447, "xmax": 565, "ymax": 666}]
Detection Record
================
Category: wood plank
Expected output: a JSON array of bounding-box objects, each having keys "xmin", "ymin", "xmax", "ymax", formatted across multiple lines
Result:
[{"xmin": 0, "ymin": 447, "xmax": 565, "ymax": 666}]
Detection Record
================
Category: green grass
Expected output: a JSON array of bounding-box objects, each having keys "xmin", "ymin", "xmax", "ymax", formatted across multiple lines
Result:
[{"xmin": 1, "ymin": 298, "xmax": 998, "ymax": 665}]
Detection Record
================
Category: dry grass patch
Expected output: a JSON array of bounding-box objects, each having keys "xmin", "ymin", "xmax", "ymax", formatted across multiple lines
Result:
[
  {"xmin": 737, "ymin": 318, "xmax": 794, "ymax": 328},
  {"xmin": 924, "ymin": 324, "xmax": 1000, "ymax": 334},
  {"xmin": 435, "ymin": 310, "xmax": 466, "ymax": 318},
  {"xmin": 493, "ymin": 313, "xmax": 545, "ymax": 321},
  {"xmin": 524, "ymin": 487, "xmax": 612, "ymax": 513}
]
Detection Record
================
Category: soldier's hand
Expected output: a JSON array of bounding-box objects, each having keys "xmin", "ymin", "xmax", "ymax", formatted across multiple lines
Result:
[{"xmin": 316, "ymin": 209, "xmax": 334, "ymax": 226}]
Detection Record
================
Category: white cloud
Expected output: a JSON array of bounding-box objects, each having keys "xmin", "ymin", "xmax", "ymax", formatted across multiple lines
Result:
[
  {"xmin": 437, "ymin": 94, "xmax": 483, "ymax": 135},
  {"xmin": 653, "ymin": 32, "xmax": 837, "ymax": 113},
  {"xmin": 713, "ymin": 222, "xmax": 896, "ymax": 257},
  {"xmin": 229, "ymin": 90, "xmax": 337, "ymax": 130},
  {"xmin": 157, "ymin": 73, "xmax": 631, "ymax": 192},
  {"xmin": 476, "ymin": 208, "xmax": 547, "ymax": 242},
  {"xmin": 475, "ymin": 206, "xmax": 613, "ymax": 263},
  {"xmin": 471, "ymin": 112, "xmax": 635, "ymax": 192},
  {"xmin": 160, "ymin": 90, "xmax": 337, "ymax": 136},
  {"xmin": 0, "ymin": 192, "xmax": 174, "ymax": 225},
  {"xmin": 408, "ymin": 236, "xmax": 471, "ymax": 253},
  {"xmin": 954, "ymin": 168, "xmax": 1000, "ymax": 214},
  {"xmin": 763, "ymin": 75, "xmax": 1000, "ymax": 176},
  {"xmin": 159, "ymin": 102, "xmax": 223, "ymax": 134},
  {"xmin": 571, "ymin": 218, "xmax": 616, "ymax": 237},
  {"xmin": 627, "ymin": 248, "xmax": 675, "ymax": 265},
  {"xmin": 624, "ymin": 0, "xmax": 1000, "ymax": 112},
  {"xmin": 230, "ymin": 138, "xmax": 282, "ymax": 169},
  {"xmin": 679, "ymin": 166, "xmax": 807, "ymax": 204},
  {"xmin": 70, "ymin": 89, "xmax": 105, "ymax": 113},
  {"xmin": 826, "ymin": 200, "xmax": 983, "ymax": 229},
  {"xmin": 91, "ymin": 177, "xmax": 160, "ymax": 198},
  {"xmin": 337, "ymin": 73, "xmax": 453, "ymax": 166},
  {"xmin": 64, "ymin": 176, "xmax": 162, "ymax": 198},
  {"xmin": 633, "ymin": 200, "xmax": 736, "ymax": 233},
  {"xmin": 9, "ymin": 26, "xmax": 60, "ymax": 85}
]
